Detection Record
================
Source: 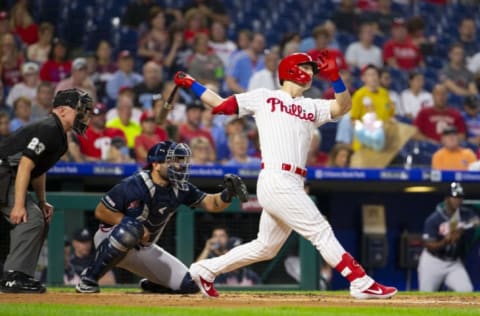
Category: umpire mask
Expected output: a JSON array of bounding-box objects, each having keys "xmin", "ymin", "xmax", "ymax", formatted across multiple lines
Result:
[
  {"xmin": 53, "ymin": 89, "xmax": 93, "ymax": 135},
  {"xmin": 165, "ymin": 143, "xmax": 192, "ymax": 190}
]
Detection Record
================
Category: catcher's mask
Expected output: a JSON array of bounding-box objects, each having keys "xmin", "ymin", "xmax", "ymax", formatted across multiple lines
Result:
[
  {"xmin": 146, "ymin": 141, "xmax": 192, "ymax": 190},
  {"xmin": 53, "ymin": 89, "xmax": 93, "ymax": 135}
]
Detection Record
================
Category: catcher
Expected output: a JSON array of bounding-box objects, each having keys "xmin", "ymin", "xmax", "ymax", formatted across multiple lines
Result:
[{"xmin": 76, "ymin": 141, "xmax": 248, "ymax": 293}]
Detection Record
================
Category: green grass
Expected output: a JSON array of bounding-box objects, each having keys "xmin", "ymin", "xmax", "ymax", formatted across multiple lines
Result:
[
  {"xmin": 1, "ymin": 304, "xmax": 479, "ymax": 316},
  {"xmin": 1, "ymin": 289, "xmax": 479, "ymax": 316}
]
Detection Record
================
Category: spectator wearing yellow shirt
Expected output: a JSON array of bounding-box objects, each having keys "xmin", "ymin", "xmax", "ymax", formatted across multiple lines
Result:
[
  {"xmin": 106, "ymin": 95, "xmax": 141, "ymax": 148},
  {"xmin": 350, "ymin": 65, "xmax": 395, "ymax": 150},
  {"xmin": 431, "ymin": 126, "xmax": 477, "ymax": 170}
]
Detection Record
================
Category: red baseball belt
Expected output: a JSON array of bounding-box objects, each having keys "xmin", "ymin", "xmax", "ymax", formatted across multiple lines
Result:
[{"xmin": 260, "ymin": 162, "xmax": 307, "ymax": 177}]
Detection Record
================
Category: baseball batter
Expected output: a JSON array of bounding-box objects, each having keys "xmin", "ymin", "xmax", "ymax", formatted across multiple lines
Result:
[
  {"xmin": 75, "ymin": 141, "xmax": 248, "ymax": 293},
  {"xmin": 418, "ymin": 182, "xmax": 479, "ymax": 292},
  {"xmin": 173, "ymin": 51, "xmax": 397, "ymax": 299}
]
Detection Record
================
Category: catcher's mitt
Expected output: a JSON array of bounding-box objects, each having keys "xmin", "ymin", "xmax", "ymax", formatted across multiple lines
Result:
[{"xmin": 223, "ymin": 174, "xmax": 248, "ymax": 202}]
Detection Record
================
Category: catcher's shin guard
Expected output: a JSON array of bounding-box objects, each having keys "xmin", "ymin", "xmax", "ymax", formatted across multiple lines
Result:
[{"xmin": 85, "ymin": 217, "xmax": 144, "ymax": 281}]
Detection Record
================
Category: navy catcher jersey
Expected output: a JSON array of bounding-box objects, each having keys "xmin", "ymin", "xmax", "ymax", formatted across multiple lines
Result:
[
  {"xmin": 422, "ymin": 202, "xmax": 478, "ymax": 259},
  {"xmin": 101, "ymin": 170, "xmax": 206, "ymax": 244}
]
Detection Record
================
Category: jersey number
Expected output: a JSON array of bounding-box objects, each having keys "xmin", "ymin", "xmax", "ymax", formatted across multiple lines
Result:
[{"xmin": 27, "ymin": 137, "xmax": 46, "ymax": 155}]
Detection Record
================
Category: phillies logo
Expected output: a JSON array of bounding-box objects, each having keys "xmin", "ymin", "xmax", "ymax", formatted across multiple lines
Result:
[{"xmin": 266, "ymin": 97, "xmax": 315, "ymax": 122}]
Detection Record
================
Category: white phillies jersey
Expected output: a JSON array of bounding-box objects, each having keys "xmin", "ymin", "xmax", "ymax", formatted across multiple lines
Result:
[{"xmin": 235, "ymin": 88, "xmax": 333, "ymax": 168}]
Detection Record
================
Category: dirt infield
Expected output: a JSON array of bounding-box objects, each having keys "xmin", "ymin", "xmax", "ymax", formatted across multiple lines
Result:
[{"xmin": 1, "ymin": 292, "xmax": 480, "ymax": 308}]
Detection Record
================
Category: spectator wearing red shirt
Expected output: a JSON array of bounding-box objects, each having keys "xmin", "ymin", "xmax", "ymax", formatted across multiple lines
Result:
[
  {"xmin": 134, "ymin": 111, "xmax": 168, "ymax": 163},
  {"xmin": 178, "ymin": 99, "xmax": 215, "ymax": 149},
  {"xmin": 183, "ymin": 8, "xmax": 209, "ymax": 46},
  {"xmin": 414, "ymin": 84, "xmax": 466, "ymax": 144},
  {"xmin": 383, "ymin": 18, "xmax": 424, "ymax": 71},
  {"xmin": 307, "ymin": 26, "xmax": 348, "ymax": 81},
  {"xmin": 39, "ymin": 38, "xmax": 71, "ymax": 83},
  {"xmin": 0, "ymin": 33, "xmax": 24, "ymax": 90},
  {"xmin": 69, "ymin": 103, "xmax": 126, "ymax": 161},
  {"xmin": 10, "ymin": 1, "xmax": 38, "ymax": 45}
]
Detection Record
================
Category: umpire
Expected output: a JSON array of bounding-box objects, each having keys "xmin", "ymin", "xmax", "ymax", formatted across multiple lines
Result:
[{"xmin": 0, "ymin": 88, "xmax": 93, "ymax": 293}]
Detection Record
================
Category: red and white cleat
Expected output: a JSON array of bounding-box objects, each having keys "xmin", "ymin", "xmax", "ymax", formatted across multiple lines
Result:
[
  {"xmin": 190, "ymin": 263, "xmax": 219, "ymax": 298},
  {"xmin": 350, "ymin": 281, "xmax": 397, "ymax": 299}
]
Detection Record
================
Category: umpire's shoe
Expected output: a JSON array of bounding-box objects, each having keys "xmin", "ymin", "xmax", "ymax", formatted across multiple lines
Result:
[{"xmin": 0, "ymin": 270, "xmax": 46, "ymax": 293}]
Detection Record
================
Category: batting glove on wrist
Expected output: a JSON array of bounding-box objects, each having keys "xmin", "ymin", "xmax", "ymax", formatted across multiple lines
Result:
[
  {"xmin": 317, "ymin": 50, "xmax": 340, "ymax": 82},
  {"xmin": 174, "ymin": 71, "xmax": 196, "ymax": 88}
]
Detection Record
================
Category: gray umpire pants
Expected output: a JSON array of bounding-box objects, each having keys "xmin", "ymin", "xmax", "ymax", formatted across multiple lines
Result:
[{"xmin": 0, "ymin": 182, "xmax": 48, "ymax": 277}]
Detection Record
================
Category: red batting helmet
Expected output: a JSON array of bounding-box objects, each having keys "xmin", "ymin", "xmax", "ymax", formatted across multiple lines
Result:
[{"xmin": 278, "ymin": 53, "xmax": 319, "ymax": 85}]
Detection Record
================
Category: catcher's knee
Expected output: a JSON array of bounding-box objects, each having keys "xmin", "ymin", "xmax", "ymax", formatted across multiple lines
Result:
[
  {"xmin": 179, "ymin": 272, "xmax": 200, "ymax": 294},
  {"xmin": 110, "ymin": 216, "xmax": 144, "ymax": 251}
]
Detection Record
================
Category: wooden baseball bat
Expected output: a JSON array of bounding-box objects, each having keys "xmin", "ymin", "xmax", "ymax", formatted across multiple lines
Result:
[{"xmin": 156, "ymin": 85, "xmax": 179, "ymax": 125}]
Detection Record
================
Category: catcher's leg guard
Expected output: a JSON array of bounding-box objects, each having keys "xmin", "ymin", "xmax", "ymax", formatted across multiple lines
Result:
[
  {"xmin": 83, "ymin": 217, "xmax": 144, "ymax": 281},
  {"xmin": 178, "ymin": 272, "xmax": 200, "ymax": 294}
]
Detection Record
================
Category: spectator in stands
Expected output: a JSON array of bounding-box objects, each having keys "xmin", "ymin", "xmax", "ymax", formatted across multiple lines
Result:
[
  {"xmin": 308, "ymin": 26, "xmax": 348, "ymax": 82},
  {"xmin": 224, "ymin": 132, "xmax": 261, "ymax": 167},
  {"xmin": 349, "ymin": 65, "xmax": 395, "ymax": 150},
  {"xmin": 458, "ymin": 17, "xmax": 478, "ymax": 60},
  {"xmin": 70, "ymin": 228, "xmax": 116, "ymax": 286},
  {"xmin": 225, "ymin": 32, "xmax": 265, "ymax": 93},
  {"xmin": 106, "ymin": 136, "xmax": 135, "ymax": 163},
  {"xmin": 0, "ymin": 11, "xmax": 10, "ymax": 40},
  {"xmin": 196, "ymin": 226, "xmax": 260, "ymax": 286},
  {"xmin": 96, "ymin": 40, "xmax": 117, "ymax": 76},
  {"xmin": 31, "ymin": 82, "xmax": 54, "ymax": 121},
  {"xmin": 55, "ymin": 57, "xmax": 97, "ymax": 102},
  {"xmin": 331, "ymin": 0, "xmax": 358, "ymax": 35},
  {"xmin": 279, "ymin": 32, "xmax": 301, "ymax": 57},
  {"xmin": 9, "ymin": 96, "xmax": 32, "ymax": 132},
  {"xmin": 134, "ymin": 111, "xmax": 167, "ymax": 163},
  {"xmin": 247, "ymin": 48, "xmax": 280, "ymax": 91},
  {"xmin": 0, "ymin": 111, "xmax": 10, "ymax": 141},
  {"xmin": 461, "ymin": 96, "xmax": 480, "ymax": 147},
  {"xmin": 439, "ymin": 43, "xmax": 478, "ymax": 98},
  {"xmin": 230, "ymin": 29, "xmax": 252, "ymax": 59},
  {"xmin": 188, "ymin": 33, "xmax": 224, "ymax": 85},
  {"xmin": 208, "ymin": 21, "xmax": 236, "ymax": 68},
  {"xmin": 69, "ymin": 103, "xmax": 125, "ymax": 162},
  {"xmin": 407, "ymin": 16, "xmax": 435, "ymax": 57},
  {"xmin": 106, "ymin": 95, "xmax": 141, "ymax": 148},
  {"xmin": 345, "ymin": 22, "xmax": 383, "ymax": 69},
  {"xmin": 138, "ymin": 7, "xmax": 171, "ymax": 64},
  {"xmin": 414, "ymin": 84, "xmax": 467, "ymax": 144},
  {"xmin": 39, "ymin": 38, "xmax": 71, "ymax": 84},
  {"xmin": 0, "ymin": 33, "xmax": 24, "ymax": 90},
  {"xmin": 431, "ymin": 126, "xmax": 476, "ymax": 171},
  {"xmin": 133, "ymin": 61, "xmax": 163, "ymax": 111},
  {"xmin": 6, "ymin": 62, "xmax": 39, "ymax": 108},
  {"xmin": 323, "ymin": 69, "xmax": 356, "ymax": 99},
  {"xmin": 383, "ymin": 18, "xmax": 423, "ymax": 71},
  {"xmin": 399, "ymin": 72, "xmax": 433, "ymax": 121},
  {"xmin": 183, "ymin": 8, "xmax": 209, "ymax": 46},
  {"xmin": 306, "ymin": 129, "xmax": 328, "ymax": 167},
  {"xmin": 121, "ymin": 0, "xmax": 156, "ymax": 30},
  {"xmin": 163, "ymin": 22, "xmax": 192, "ymax": 76},
  {"xmin": 9, "ymin": 0, "xmax": 38, "ymax": 45},
  {"xmin": 26, "ymin": 22, "xmax": 53, "ymax": 65},
  {"xmin": 178, "ymin": 99, "xmax": 215, "ymax": 148},
  {"xmin": 182, "ymin": 0, "xmax": 229, "ymax": 26},
  {"xmin": 359, "ymin": 0, "xmax": 397, "ymax": 36},
  {"xmin": 106, "ymin": 50, "xmax": 143, "ymax": 102},
  {"xmin": 379, "ymin": 68, "xmax": 401, "ymax": 114},
  {"xmin": 327, "ymin": 143, "xmax": 354, "ymax": 168},
  {"xmin": 189, "ymin": 136, "xmax": 215, "ymax": 165}
]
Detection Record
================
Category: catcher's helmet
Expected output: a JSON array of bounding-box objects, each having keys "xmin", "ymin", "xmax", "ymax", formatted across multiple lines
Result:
[
  {"xmin": 278, "ymin": 53, "xmax": 319, "ymax": 85},
  {"xmin": 449, "ymin": 182, "xmax": 464, "ymax": 198},
  {"xmin": 146, "ymin": 141, "xmax": 192, "ymax": 190}
]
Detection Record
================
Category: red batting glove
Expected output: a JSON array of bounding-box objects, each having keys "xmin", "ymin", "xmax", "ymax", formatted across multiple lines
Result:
[
  {"xmin": 174, "ymin": 71, "xmax": 196, "ymax": 88},
  {"xmin": 317, "ymin": 50, "xmax": 340, "ymax": 82}
]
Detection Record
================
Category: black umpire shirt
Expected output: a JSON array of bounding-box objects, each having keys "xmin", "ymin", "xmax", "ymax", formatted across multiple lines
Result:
[{"xmin": 0, "ymin": 113, "xmax": 67, "ymax": 179}]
